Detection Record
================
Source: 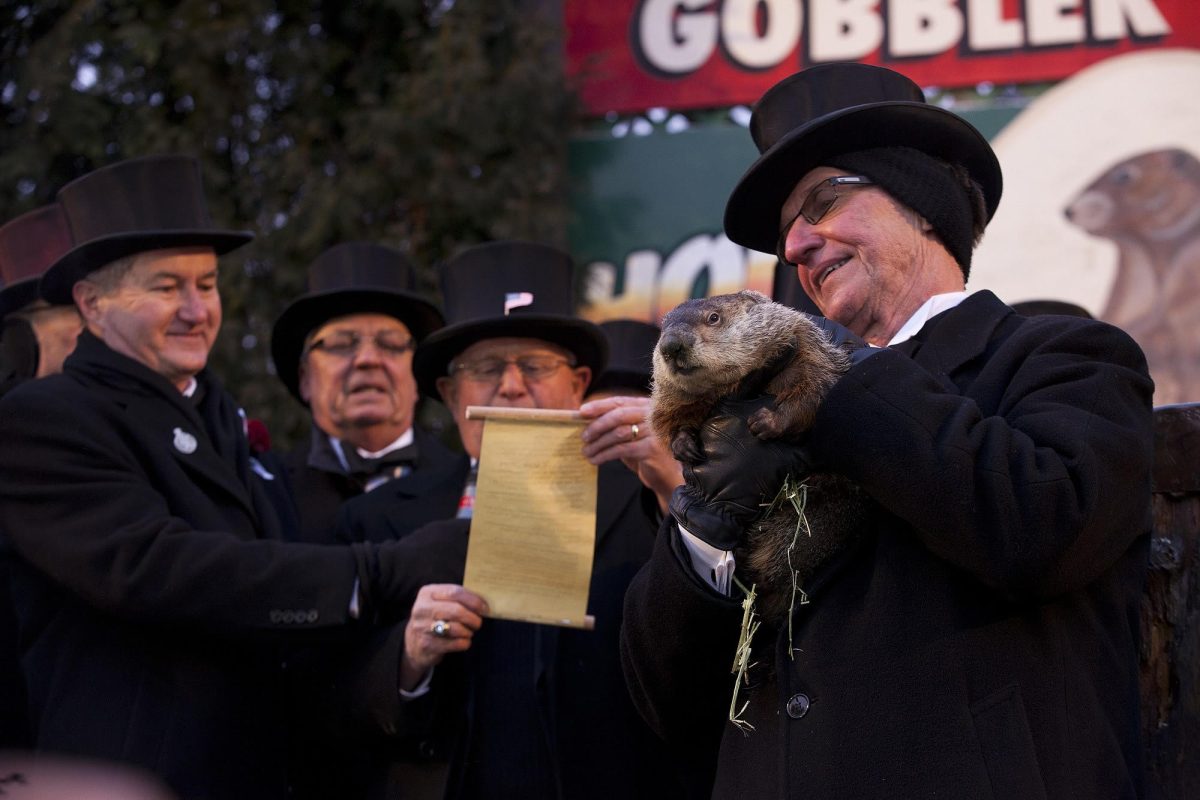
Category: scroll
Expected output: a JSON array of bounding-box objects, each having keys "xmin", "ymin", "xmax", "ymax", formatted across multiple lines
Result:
[{"xmin": 461, "ymin": 405, "xmax": 598, "ymax": 629}]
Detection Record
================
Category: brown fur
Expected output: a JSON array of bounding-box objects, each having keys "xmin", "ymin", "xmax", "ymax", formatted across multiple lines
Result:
[{"xmin": 650, "ymin": 290, "xmax": 872, "ymax": 621}]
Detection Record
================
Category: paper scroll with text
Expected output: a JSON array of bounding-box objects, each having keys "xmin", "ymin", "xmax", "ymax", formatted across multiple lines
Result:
[{"xmin": 462, "ymin": 406, "xmax": 598, "ymax": 630}]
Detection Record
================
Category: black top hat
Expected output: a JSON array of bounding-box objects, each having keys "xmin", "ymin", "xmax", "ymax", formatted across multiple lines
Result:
[
  {"xmin": 590, "ymin": 319, "xmax": 661, "ymax": 396},
  {"xmin": 0, "ymin": 204, "xmax": 74, "ymax": 320},
  {"xmin": 413, "ymin": 241, "xmax": 608, "ymax": 398},
  {"xmin": 271, "ymin": 242, "xmax": 445, "ymax": 402},
  {"xmin": 724, "ymin": 63, "xmax": 1002, "ymax": 255},
  {"xmin": 39, "ymin": 154, "xmax": 254, "ymax": 304}
]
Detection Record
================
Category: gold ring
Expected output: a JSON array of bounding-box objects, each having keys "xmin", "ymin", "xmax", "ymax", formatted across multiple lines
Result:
[
  {"xmin": 630, "ymin": 423, "xmax": 640, "ymax": 440},
  {"xmin": 431, "ymin": 619, "xmax": 450, "ymax": 638}
]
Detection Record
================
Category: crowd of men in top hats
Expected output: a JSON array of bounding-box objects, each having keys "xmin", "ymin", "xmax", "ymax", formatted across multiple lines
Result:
[
  {"xmin": 0, "ymin": 61, "xmax": 1154, "ymax": 800},
  {"xmin": 0, "ymin": 151, "xmax": 687, "ymax": 800}
]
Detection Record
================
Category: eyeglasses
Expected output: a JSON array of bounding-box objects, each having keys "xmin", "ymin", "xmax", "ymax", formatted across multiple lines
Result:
[
  {"xmin": 776, "ymin": 175, "xmax": 874, "ymax": 266},
  {"xmin": 303, "ymin": 330, "xmax": 416, "ymax": 359},
  {"xmin": 449, "ymin": 355, "xmax": 575, "ymax": 384}
]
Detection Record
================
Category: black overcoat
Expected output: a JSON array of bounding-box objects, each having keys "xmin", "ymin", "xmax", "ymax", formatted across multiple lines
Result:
[
  {"xmin": 338, "ymin": 460, "xmax": 697, "ymax": 799},
  {"xmin": 0, "ymin": 333, "xmax": 366, "ymax": 800},
  {"xmin": 621, "ymin": 291, "xmax": 1155, "ymax": 799}
]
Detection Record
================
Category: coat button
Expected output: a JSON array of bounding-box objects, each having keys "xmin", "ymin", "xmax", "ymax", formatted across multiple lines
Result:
[{"xmin": 786, "ymin": 693, "xmax": 811, "ymax": 719}]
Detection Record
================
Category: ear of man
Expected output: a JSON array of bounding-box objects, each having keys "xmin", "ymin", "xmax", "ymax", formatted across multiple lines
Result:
[{"xmin": 71, "ymin": 280, "xmax": 105, "ymax": 327}]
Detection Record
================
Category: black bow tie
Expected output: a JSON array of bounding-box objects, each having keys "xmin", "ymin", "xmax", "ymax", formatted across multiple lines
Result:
[{"xmin": 343, "ymin": 442, "xmax": 419, "ymax": 486}]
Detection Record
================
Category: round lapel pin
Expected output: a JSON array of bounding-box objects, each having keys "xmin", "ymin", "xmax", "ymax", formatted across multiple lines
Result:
[{"xmin": 173, "ymin": 427, "xmax": 198, "ymax": 455}]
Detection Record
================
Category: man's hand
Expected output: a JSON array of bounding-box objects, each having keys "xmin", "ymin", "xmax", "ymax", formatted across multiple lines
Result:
[
  {"xmin": 399, "ymin": 584, "xmax": 488, "ymax": 691},
  {"xmin": 579, "ymin": 395, "xmax": 683, "ymax": 513},
  {"xmin": 669, "ymin": 396, "xmax": 811, "ymax": 551}
]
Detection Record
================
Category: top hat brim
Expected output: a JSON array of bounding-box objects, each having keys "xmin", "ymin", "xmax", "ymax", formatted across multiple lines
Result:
[
  {"xmin": 39, "ymin": 229, "xmax": 254, "ymax": 305},
  {"xmin": 724, "ymin": 102, "xmax": 1002, "ymax": 254},
  {"xmin": 0, "ymin": 278, "xmax": 40, "ymax": 321},
  {"xmin": 414, "ymin": 315, "xmax": 609, "ymax": 400},
  {"xmin": 271, "ymin": 288, "xmax": 445, "ymax": 403}
]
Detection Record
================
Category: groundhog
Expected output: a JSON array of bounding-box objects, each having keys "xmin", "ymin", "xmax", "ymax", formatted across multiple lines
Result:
[
  {"xmin": 650, "ymin": 290, "xmax": 872, "ymax": 621},
  {"xmin": 1064, "ymin": 147, "xmax": 1200, "ymax": 404}
]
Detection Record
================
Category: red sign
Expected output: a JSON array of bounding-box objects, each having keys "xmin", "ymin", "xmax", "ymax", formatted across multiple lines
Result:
[{"xmin": 566, "ymin": 0, "xmax": 1200, "ymax": 115}]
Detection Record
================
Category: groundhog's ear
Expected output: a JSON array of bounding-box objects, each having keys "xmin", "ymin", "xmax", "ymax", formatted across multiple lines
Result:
[{"xmin": 739, "ymin": 289, "xmax": 769, "ymax": 305}]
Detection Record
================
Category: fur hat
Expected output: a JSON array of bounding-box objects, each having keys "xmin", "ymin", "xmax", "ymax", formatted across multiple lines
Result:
[
  {"xmin": 413, "ymin": 241, "xmax": 607, "ymax": 398},
  {"xmin": 723, "ymin": 63, "xmax": 1002, "ymax": 258},
  {"xmin": 39, "ymin": 154, "xmax": 253, "ymax": 304},
  {"xmin": 271, "ymin": 242, "xmax": 444, "ymax": 402}
]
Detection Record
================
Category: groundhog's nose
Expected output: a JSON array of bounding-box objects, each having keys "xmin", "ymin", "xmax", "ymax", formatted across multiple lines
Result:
[{"xmin": 658, "ymin": 333, "xmax": 689, "ymax": 364}]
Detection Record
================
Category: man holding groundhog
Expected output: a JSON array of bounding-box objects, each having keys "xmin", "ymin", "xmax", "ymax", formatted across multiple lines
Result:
[{"xmin": 620, "ymin": 63, "xmax": 1154, "ymax": 799}]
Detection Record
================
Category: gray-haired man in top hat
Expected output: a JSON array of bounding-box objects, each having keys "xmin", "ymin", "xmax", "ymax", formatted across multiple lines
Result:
[
  {"xmin": 0, "ymin": 155, "xmax": 469, "ymax": 800},
  {"xmin": 621, "ymin": 63, "xmax": 1154, "ymax": 798},
  {"xmin": 336, "ymin": 241, "xmax": 693, "ymax": 799},
  {"xmin": 271, "ymin": 242, "xmax": 466, "ymax": 544}
]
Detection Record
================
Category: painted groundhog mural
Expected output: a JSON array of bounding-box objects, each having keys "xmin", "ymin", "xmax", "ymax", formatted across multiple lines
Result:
[{"xmin": 1064, "ymin": 147, "xmax": 1200, "ymax": 405}]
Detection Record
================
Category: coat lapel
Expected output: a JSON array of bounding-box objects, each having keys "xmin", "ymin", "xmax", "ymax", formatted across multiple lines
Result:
[
  {"xmin": 897, "ymin": 291, "xmax": 1013, "ymax": 378},
  {"xmin": 70, "ymin": 333, "xmax": 259, "ymax": 520},
  {"xmin": 155, "ymin": 401, "xmax": 259, "ymax": 520}
]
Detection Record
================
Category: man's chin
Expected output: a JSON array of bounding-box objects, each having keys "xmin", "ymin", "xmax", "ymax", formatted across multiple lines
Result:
[{"xmin": 341, "ymin": 403, "xmax": 397, "ymax": 428}]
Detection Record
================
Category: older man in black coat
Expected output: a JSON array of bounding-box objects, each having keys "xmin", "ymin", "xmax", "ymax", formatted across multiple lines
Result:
[
  {"xmin": 270, "ymin": 242, "xmax": 466, "ymax": 545},
  {"xmin": 621, "ymin": 64, "xmax": 1154, "ymax": 799},
  {"xmin": 0, "ymin": 155, "xmax": 462, "ymax": 799},
  {"xmin": 335, "ymin": 241, "xmax": 695, "ymax": 799}
]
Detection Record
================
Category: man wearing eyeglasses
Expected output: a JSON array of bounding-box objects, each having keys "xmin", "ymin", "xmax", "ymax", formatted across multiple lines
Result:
[
  {"xmin": 334, "ymin": 241, "xmax": 693, "ymax": 799},
  {"xmin": 270, "ymin": 242, "xmax": 467, "ymax": 545},
  {"xmin": 620, "ymin": 64, "xmax": 1154, "ymax": 798}
]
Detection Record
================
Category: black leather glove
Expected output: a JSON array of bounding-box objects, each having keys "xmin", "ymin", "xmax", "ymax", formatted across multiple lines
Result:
[
  {"xmin": 351, "ymin": 519, "xmax": 469, "ymax": 622},
  {"xmin": 803, "ymin": 313, "xmax": 878, "ymax": 365},
  {"xmin": 669, "ymin": 396, "xmax": 811, "ymax": 551}
]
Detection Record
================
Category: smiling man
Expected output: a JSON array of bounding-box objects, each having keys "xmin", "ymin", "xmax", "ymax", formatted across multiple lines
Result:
[
  {"xmin": 270, "ymin": 243, "xmax": 458, "ymax": 544},
  {"xmin": 0, "ymin": 156, "xmax": 463, "ymax": 800},
  {"xmin": 620, "ymin": 63, "xmax": 1156, "ymax": 799}
]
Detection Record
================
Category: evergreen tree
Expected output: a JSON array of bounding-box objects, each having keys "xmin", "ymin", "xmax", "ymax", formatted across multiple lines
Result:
[{"xmin": 0, "ymin": 0, "xmax": 573, "ymax": 445}]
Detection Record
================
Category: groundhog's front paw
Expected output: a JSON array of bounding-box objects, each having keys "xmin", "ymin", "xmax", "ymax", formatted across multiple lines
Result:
[
  {"xmin": 748, "ymin": 408, "xmax": 784, "ymax": 440},
  {"xmin": 671, "ymin": 428, "xmax": 704, "ymax": 464}
]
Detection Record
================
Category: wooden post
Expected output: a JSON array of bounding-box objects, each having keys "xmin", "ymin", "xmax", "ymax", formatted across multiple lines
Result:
[{"xmin": 1141, "ymin": 403, "xmax": 1200, "ymax": 799}]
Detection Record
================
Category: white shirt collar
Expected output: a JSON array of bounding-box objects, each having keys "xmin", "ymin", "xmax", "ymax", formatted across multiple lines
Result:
[
  {"xmin": 181, "ymin": 377, "xmax": 199, "ymax": 398},
  {"xmin": 329, "ymin": 428, "xmax": 416, "ymax": 472},
  {"xmin": 355, "ymin": 427, "xmax": 415, "ymax": 460},
  {"xmin": 887, "ymin": 291, "xmax": 970, "ymax": 347}
]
